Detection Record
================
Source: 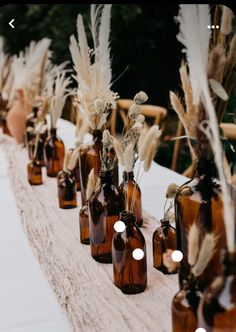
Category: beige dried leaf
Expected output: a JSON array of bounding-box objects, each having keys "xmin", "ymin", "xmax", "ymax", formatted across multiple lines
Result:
[
  {"xmin": 86, "ymin": 168, "xmax": 97, "ymax": 201},
  {"xmin": 124, "ymin": 143, "xmax": 134, "ymax": 172},
  {"xmin": 191, "ymin": 233, "xmax": 218, "ymax": 277},
  {"xmin": 166, "ymin": 183, "xmax": 179, "ymax": 198},
  {"xmin": 134, "ymin": 91, "xmax": 148, "ymax": 104},
  {"xmin": 209, "ymin": 79, "xmax": 229, "ymax": 101},
  {"xmin": 113, "ymin": 138, "xmax": 124, "ymax": 166},
  {"xmin": 187, "ymin": 222, "xmax": 200, "ymax": 266},
  {"xmin": 220, "ymin": 6, "xmax": 233, "ymax": 35},
  {"xmin": 63, "ymin": 150, "xmax": 73, "ymax": 172}
]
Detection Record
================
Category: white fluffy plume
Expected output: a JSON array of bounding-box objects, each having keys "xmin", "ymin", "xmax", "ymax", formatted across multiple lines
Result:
[
  {"xmin": 177, "ymin": 4, "xmax": 235, "ymax": 252},
  {"xmin": 176, "ymin": 5, "xmax": 211, "ymax": 105},
  {"xmin": 49, "ymin": 69, "xmax": 72, "ymax": 128},
  {"xmin": 69, "ymin": 4, "xmax": 117, "ymax": 130}
]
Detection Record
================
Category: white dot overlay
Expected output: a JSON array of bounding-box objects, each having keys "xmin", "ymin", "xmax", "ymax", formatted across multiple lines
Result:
[
  {"xmin": 132, "ymin": 248, "xmax": 144, "ymax": 260},
  {"xmin": 114, "ymin": 220, "xmax": 126, "ymax": 233},
  {"xmin": 195, "ymin": 328, "xmax": 207, "ymax": 332},
  {"xmin": 171, "ymin": 250, "xmax": 183, "ymax": 262}
]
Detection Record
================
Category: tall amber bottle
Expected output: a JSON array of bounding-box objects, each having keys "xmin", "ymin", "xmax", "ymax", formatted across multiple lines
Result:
[
  {"xmin": 25, "ymin": 106, "xmax": 39, "ymax": 146},
  {"xmin": 88, "ymin": 170, "xmax": 125, "ymax": 263},
  {"xmin": 73, "ymin": 157, "xmax": 81, "ymax": 191},
  {"xmin": 79, "ymin": 130, "xmax": 102, "ymax": 205},
  {"xmin": 175, "ymin": 159, "xmax": 226, "ymax": 291},
  {"xmin": 172, "ymin": 277, "xmax": 201, "ymax": 332},
  {"xmin": 153, "ymin": 219, "xmax": 177, "ymax": 274},
  {"xmin": 119, "ymin": 171, "xmax": 143, "ymax": 227},
  {"xmin": 198, "ymin": 250, "xmax": 236, "ymax": 331},
  {"xmin": 44, "ymin": 128, "xmax": 65, "ymax": 177},
  {"xmin": 112, "ymin": 210, "xmax": 147, "ymax": 294}
]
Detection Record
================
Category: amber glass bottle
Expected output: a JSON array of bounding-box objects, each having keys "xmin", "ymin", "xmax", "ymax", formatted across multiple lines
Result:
[
  {"xmin": 0, "ymin": 94, "xmax": 10, "ymax": 135},
  {"xmin": 198, "ymin": 250, "xmax": 236, "ymax": 331},
  {"xmin": 79, "ymin": 130, "xmax": 102, "ymax": 205},
  {"xmin": 172, "ymin": 277, "xmax": 201, "ymax": 332},
  {"xmin": 25, "ymin": 106, "xmax": 39, "ymax": 146},
  {"xmin": 57, "ymin": 170, "xmax": 77, "ymax": 209},
  {"xmin": 175, "ymin": 159, "xmax": 226, "ymax": 291},
  {"xmin": 119, "ymin": 171, "xmax": 143, "ymax": 227},
  {"xmin": 44, "ymin": 128, "xmax": 65, "ymax": 177},
  {"xmin": 88, "ymin": 170, "xmax": 124, "ymax": 263},
  {"xmin": 112, "ymin": 210, "xmax": 147, "ymax": 294},
  {"xmin": 153, "ymin": 219, "xmax": 177, "ymax": 274},
  {"xmin": 79, "ymin": 202, "xmax": 90, "ymax": 244},
  {"xmin": 27, "ymin": 159, "xmax": 43, "ymax": 185}
]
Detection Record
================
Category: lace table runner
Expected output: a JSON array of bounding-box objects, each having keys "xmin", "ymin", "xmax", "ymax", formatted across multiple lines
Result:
[{"xmin": 1, "ymin": 135, "xmax": 178, "ymax": 332}]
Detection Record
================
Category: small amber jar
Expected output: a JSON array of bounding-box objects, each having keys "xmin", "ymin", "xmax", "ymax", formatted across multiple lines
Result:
[
  {"xmin": 119, "ymin": 171, "xmax": 143, "ymax": 227},
  {"xmin": 44, "ymin": 127, "xmax": 65, "ymax": 177},
  {"xmin": 153, "ymin": 219, "xmax": 177, "ymax": 274},
  {"xmin": 79, "ymin": 202, "xmax": 90, "ymax": 244},
  {"xmin": 57, "ymin": 170, "xmax": 77, "ymax": 209},
  {"xmin": 27, "ymin": 159, "xmax": 43, "ymax": 185},
  {"xmin": 112, "ymin": 210, "xmax": 147, "ymax": 294}
]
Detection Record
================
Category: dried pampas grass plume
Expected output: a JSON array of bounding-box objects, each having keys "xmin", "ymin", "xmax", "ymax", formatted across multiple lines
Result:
[
  {"xmin": 113, "ymin": 138, "xmax": 124, "ymax": 166},
  {"xmin": 86, "ymin": 168, "xmax": 98, "ymax": 201},
  {"xmin": 220, "ymin": 6, "xmax": 233, "ymax": 36},
  {"xmin": 124, "ymin": 143, "xmax": 134, "ymax": 172},
  {"xmin": 191, "ymin": 233, "xmax": 217, "ymax": 277},
  {"xmin": 187, "ymin": 222, "xmax": 200, "ymax": 266},
  {"xmin": 138, "ymin": 125, "xmax": 162, "ymax": 161},
  {"xmin": 67, "ymin": 148, "xmax": 80, "ymax": 171}
]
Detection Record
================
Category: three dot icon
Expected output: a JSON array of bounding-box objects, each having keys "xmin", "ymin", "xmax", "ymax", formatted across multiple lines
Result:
[{"xmin": 207, "ymin": 25, "xmax": 219, "ymax": 29}]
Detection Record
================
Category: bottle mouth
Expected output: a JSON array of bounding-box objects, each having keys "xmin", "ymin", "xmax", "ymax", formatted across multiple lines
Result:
[{"xmin": 119, "ymin": 210, "xmax": 136, "ymax": 222}]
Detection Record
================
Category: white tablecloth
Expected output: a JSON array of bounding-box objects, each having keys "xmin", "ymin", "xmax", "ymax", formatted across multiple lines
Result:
[{"xmin": 0, "ymin": 119, "xmax": 188, "ymax": 332}]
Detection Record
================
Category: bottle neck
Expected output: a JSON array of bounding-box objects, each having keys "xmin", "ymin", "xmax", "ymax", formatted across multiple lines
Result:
[
  {"xmin": 92, "ymin": 129, "xmax": 103, "ymax": 142},
  {"xmin": 32, "ymin": 106, "xmax": 38, "ymax": 118},
  {"xmin": 195, "ymin": 158, "xmax": 217, "ymax": 178},
  {"xmin": 99, "ymin": 170, "xmax": 113, "ymax": 184},
  {"xmin": 119, "ymin": 210, "xmax": 136, "ymax": 225},
  {"xmin": 50, "ymin": 127, "xmax": 57, "ymax": 136},
  {"xmin": 160, "ymin": 219, "xmax": 169, "ymax": 228},
  {"xmin": 123, "ymin": 171, "xmax": 134, "ymax": 181}
]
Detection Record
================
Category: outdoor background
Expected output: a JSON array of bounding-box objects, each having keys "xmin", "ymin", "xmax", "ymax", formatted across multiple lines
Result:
[{"xmin": 0, "ymin": 4, "xmax": 235, "ymax": 173}]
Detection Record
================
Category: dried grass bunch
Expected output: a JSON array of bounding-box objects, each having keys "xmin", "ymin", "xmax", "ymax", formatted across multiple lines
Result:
[
  {"xmin": 69, "ymin": 4, "xmax": 118, "ymax": 130},
  {"xmin": 0, "ymin": 37, "xmax": 12, "ymax": 95},
  {"xmin": 170, "ymin": 5, "xmax": 236, "ymax": 160},
  {"xmin": 10, "ymin": 38, "xmax": 52, "ymax": 107},
  {"xmin": 174, "ymin": 4, "xmax": 235, "ymax": 253}
]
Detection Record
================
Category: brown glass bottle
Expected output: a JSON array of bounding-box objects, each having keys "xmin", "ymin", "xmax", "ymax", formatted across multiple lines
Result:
[
  {"xmin": 88, "ymin": 170, "xmax": 125, "ymax": 263},
  {"xmin": 57, "ymin": 170, "xmax": 77, "ymax": 209},
  {"xmin": 119, "ymin": 171, "xmax": 143, "ymax": 227},
  {"xmin": 44, "ymin": 128, "xmax": 65, "ymax": 177},
  {"xmin": 79, "ymin": 130, "xmax": 103, "ymax": 205},
  {"xmin": 0, "ymin": 94, "xmax": 10, "ymax": 135},
  {"xmin": 198, "ymin": 250, "xmax": 236, "ymax": 332},
  {"xmin": 27, "ymin": 159, "xmax": 43, "ymax": 185},
  {"xmin": 112, "ymin": 210, "xmax": 147, "ymax": 294},
  {"xmin": 175, "ymin": 159, "xmax": 226, "ymax": 291},
  {"xmin": 153, "ymin": 219, "xmax": 177, "ymax": 274},
  {"xmin": 172, "ymin": 277, "xmax": 201, "ymax": 332},
  {"xmin": 79, "ymin": 202, "xmax": 90, "ymax": 244}
]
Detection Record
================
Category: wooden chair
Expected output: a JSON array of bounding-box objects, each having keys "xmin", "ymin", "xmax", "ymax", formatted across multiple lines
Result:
[
  {"xmin": 171, "ymin": 120, "xmax": 236, "ymax": 178},
  {"xmin": 109, "ymin": 98, "xmax": 167, "ymax": 136}
]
